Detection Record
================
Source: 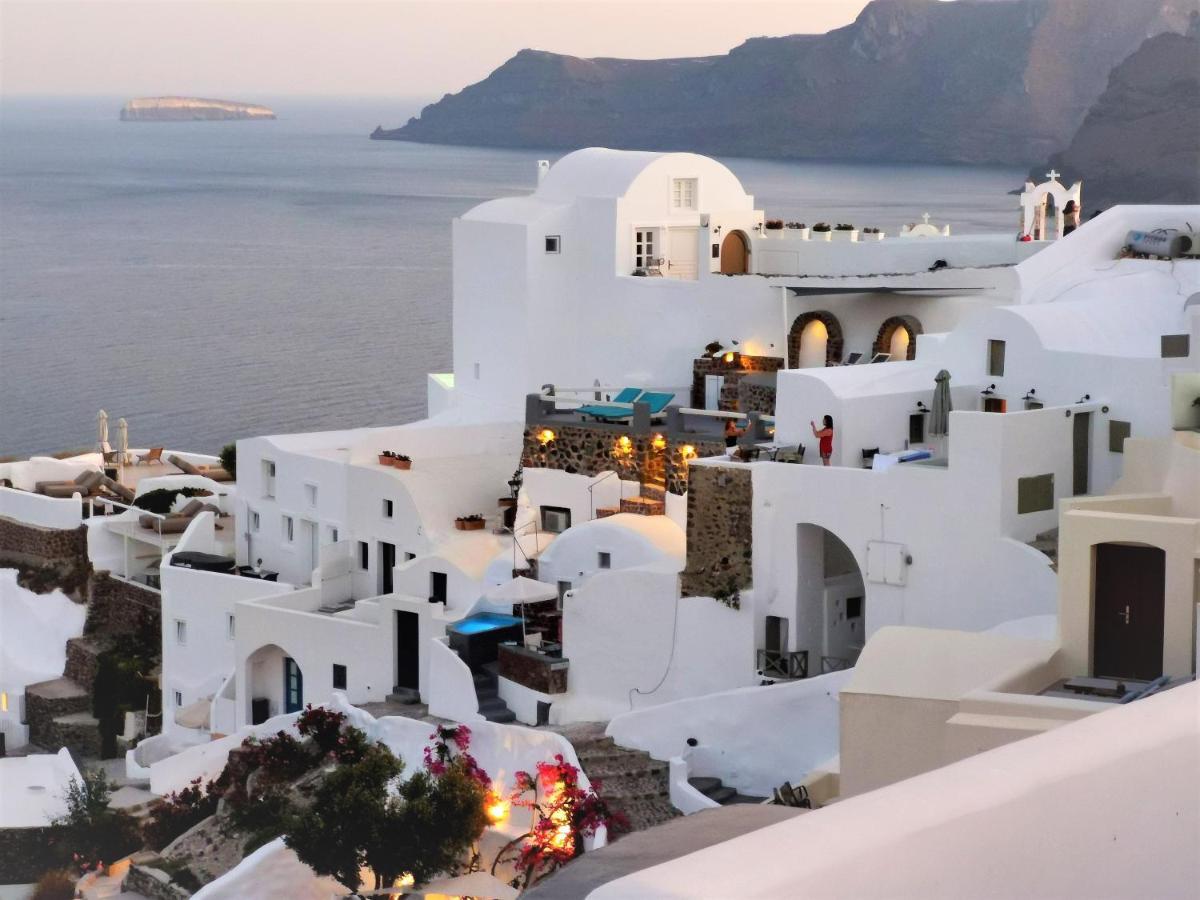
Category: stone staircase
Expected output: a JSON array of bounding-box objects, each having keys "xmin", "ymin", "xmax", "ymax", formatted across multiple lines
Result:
[
  {"xmin": 25, "ymin": 675, "xmax": 102, "ymax": 757},
  {"xmin": 569, "ymin": 728, "xmax": 678, "ymax": 832},
  {"xmin": 474, "ymin": 665, "xmax": 516, "ymax": 724},
  {"xmin": 598, "ymin": 482, "xmax": 667, "ymax": 519},
  {"xmin": 1027, "ymin": 527, "xmax": 1059, "ymax": 570},
  {"xmin": 688, "ymin": 775, "xmax": 765, "ymax": 806}
]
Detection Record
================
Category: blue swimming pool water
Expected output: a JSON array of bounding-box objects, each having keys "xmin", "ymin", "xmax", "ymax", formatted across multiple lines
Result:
[{"xmin": 452, "ymin": 613, "xmax": 523, "ymax": 635}]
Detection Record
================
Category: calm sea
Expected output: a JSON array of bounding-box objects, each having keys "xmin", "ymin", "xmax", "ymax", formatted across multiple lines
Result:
[{"xmin": 0, "ymin": 96, "xmax": 1023, "ymax": 457}]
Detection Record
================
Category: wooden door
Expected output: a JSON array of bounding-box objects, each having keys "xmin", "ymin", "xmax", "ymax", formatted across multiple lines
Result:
[
  {"xmin": 283, "ymin": 657, "xmax": 303, "ymax": 713},
  {"xmin": 1093, "ymin": 544, "xmax": 1165, "ymax": 680},
  {"xmin": 720, "ymin": 231, "xmax": 748, "ymax": 274},
  {"xmin": 667, "ymin": 229, "xmax": 698, "ymax": 280}
]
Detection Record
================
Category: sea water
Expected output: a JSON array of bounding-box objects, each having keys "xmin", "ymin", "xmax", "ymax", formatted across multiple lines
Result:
[{"xmin": 0, "ymin": 96, "xmax": 1022, "ymax": 457}]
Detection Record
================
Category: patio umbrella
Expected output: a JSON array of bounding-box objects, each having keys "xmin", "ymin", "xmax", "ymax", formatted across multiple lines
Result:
[
  {"xmin": 117, "ymin": 417, "xmax": 129, "ymax": 466},
  {"xmin": 930, "ymin": 369, "xmax": 953, "ymax": 436},
  {"xmin": 97, "ymin": 409, "xmax": 108, "ymax": 448},
  {"xmin": 484, "ymin": 576, "xmax": 558, "ymax": 642}
]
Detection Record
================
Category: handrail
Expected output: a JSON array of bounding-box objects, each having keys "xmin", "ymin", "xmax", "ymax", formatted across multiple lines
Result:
[
  {"xmin": 676, "ymin": 407, "xmax": 747, "ymax": 420},
  {"xmin": 587, "ymin": 471, "xmax": 619, "ymax": 519}
]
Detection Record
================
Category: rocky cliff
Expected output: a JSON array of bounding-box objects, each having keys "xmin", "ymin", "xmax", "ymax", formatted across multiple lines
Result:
[
  {"xmin": 1038, "ymin": 17, "xmax": 1200, "ymax": 209},
  {"xmin": 120, "ymin": 97, "xmax": 276, "ymax": 121},
  {"xmin": 374, "ymin": 0, "xmax": 1197, "ymax": 166}
]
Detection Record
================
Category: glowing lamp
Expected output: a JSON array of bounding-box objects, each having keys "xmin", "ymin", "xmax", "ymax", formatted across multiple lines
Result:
[
  {"xmin": 537, "ymin": 428, "xmax": 556, "ymax": 446},
  {"xmin": 615, "ymin": 435, "xmax": 633, "ymax": 456},
  {"xmin": 651, "ymin": 433, "xmax": 667, "ymax": 451},
  {"xmin": 486, "ymin": 796, "xmax": 510, "ymax": 824},
  {"xmin": 723, "ymin": 351, "xmax": 735, "ymax": 364},
  {"xmin": 679, "ymin": 444, "xmax": 697, "ymax": 460}
]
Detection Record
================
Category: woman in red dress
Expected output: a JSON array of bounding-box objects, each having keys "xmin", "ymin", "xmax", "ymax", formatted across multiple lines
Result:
[{"xmin": 811, "ymin": 415, "xmax": 834, "ymax": 466}]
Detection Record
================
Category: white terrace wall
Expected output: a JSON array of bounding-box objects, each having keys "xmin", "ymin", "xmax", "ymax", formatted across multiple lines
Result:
[
  {"xmin": 557, "ymin": 567, "xmax": 756, "ymax": 722},
  {"xmin": 0, "ymin": 455, "xmax": 100, "ymax": 494},
  {"xmin": 0, "ymin": 487, "xmax": 83, "ymax": 530}
]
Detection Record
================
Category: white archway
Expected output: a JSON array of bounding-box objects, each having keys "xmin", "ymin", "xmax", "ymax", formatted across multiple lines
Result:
[
  {"xmin": 797, "ymin": 318, "xmax": 830, "ymax": 369},
  {"xmin": 1020, "ymin": 172, "xmax": 1082, "ymax": 240}
]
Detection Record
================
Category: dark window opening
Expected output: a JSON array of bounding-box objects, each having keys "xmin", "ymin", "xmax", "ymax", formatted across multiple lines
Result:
[
  {"xmin": 545, "ymin": 235, "xmax": 560, "ymax": 254},
  {"xmin": 332, "ymin": 664, "xmax": 347, "ymax": 690},
  {"xmin": 908, "ymin": 413, "xmax": 925, "ymax": 445},
  {"xmin": 358, "ymin": 541, "xmax": 369, "ymax": 570},
  {"xmin": 846, "ymin": 596, "xmax": 863, "ymax": 619},
  {"xmin": 988, "ymin": 339, "xmax": 1006, "ymax": 377},
  {"xmin": 541, "ymin": 506, "xmax": 572, "ymax": 534},
  {"xmin": 598, "ymin": 551, "xmax": 611, "ymax": 569}
]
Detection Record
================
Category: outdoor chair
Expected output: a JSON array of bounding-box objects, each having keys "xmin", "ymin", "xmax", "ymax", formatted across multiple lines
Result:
[
  {"xmin": 138, "ymin": 447, "xmax": 165, "ymax": 465},
  {"xmin": 100, "ymin": 441, "xmax": 120, "ymax": 466},
  {"xmin": 861, "ymin": 447, "xmax": 880, "ymax": 468},
  {"xmin": 576, "ymin": 387, "xmax": 643, "ymax": 420},
  {"xmin": 841, "ymin": 352, "xmax": 863, "ymax": 366}
]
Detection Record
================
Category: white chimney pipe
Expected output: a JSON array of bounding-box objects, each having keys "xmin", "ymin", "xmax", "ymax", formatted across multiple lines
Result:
[{"xmin": 537, "ymin": 160, "xmax": 550, "ymax": 185}]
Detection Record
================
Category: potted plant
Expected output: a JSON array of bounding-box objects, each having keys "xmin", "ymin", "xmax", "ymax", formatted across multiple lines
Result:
[
  {"xmin": 378, "ymin": 450, "xmax": 391, "ymax": 466},
  {"xmin": 381, "ymin": 452, "xmax": 412, "ymax": 470},
  {"xmin": 811, "ymin": 222, "xmax": 832, "ymax": 241},
  {"xmin": 764, "ymin": 219, "xmax": 784, "ymax": 231},
  {"xmin": 862, "ymin": 227, "xmax": 885, "ymax": 240},
  {"xmin": 455, "ymin": 513, "xmax": 486, "ymax": 531},
  {"xmin": 497, "ymin": 496, "xmax": 517, "ymax": 509}
]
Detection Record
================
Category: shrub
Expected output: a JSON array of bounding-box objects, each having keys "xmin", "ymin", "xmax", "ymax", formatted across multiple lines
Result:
[
  {"xmin": 92, "ymin": 645, "xmax": 157, "ymax": 758},
  {"xmin": 240, "ymin": 731, "xmax": 316, "ymax": 783},
  {"xmin": 132, "ymin": 487, "xmax": 210, "ymax": 515},
  {"xmin": 219, "ymin": 443, "xmax": 237, "ymax": 479},
  {"xmin": 31, "ymin": 871, "xmax": 75, "ymax": 900},
  {"xmin": 143, "ymin": 777, "xmax": 220, "ymax": 851},
  {"xmin": 834, "ymin": 223, "xmax": 855, "ymax": 231},
  {"xmin": 764, "ymin": 219, "xmax": 784, "ymax": 230},
  {"xmin": 45, "ymin": 769, "xmax": 142, "ymax": 875},
  {"xmin": 296, "ymin": 705, "xmax": 347, "ymax": 756},
  {"xmin": 811, "ymin": 222, "xmax": 831, "ymax": 232}
]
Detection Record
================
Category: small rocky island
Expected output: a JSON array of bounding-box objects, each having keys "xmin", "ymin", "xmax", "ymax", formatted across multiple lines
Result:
[{"xmin": 119, "ymin": 97, "xmax": 276, "ymax": 122}]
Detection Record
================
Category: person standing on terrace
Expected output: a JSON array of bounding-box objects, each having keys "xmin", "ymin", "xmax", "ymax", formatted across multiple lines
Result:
[
  {"xmin": 724, "ymin": 417, "xmax": 746, "ymax": 458},
  {"xmin": 811, "ymin": 415, "xmax": 834, "ymax": 466}
]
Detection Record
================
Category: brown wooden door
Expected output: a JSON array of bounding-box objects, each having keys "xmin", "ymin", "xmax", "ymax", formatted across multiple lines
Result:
[
  {"xmin": 1093, "ymin": 543, "xmax": 1165, "ymax": 680},
  {"xmin": 720, "ymin": 231, "xmax": 748, "ymax": 274}
]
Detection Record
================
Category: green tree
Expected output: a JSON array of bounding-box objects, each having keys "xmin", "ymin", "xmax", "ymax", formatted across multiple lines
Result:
[{"xmin": 46, "ymin": 768, "xmax": 142, "ymax": 875}]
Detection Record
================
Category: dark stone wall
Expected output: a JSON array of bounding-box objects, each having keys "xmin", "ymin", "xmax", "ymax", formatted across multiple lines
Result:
[
  {"xmin": 737, "ymin": 379, "xmax": 777, "ymax": 416},
  {"xmin": 0, "ymin": 826, "xmax": 58, "ymax": 883},
  {"xmin": 499, "ymin": 645, "xmax": 568, "ymax": 694},
  {"xmin": 681, "ymin": 465, "xmax": 754, "ymax": 598},
  {"xmin": 691, "ymin": 355, "xmax": 783, "ymax": 410},
  {"xmin": 788, "ymin": 311, "xmax": 844, "ymax": 368},
  {"xmin": 0, "ymin": 515, "xmax": 91, "ymax": 599},
  {"xmin": 872, "ymin": 314, "xmax": 923, "ymax": 361},
  {"xmin": 86, "ymin": 571, "xmax": 161, "ymax": 639}
]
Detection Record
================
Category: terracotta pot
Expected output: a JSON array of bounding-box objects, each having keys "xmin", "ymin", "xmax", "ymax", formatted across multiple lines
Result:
[
  {"xmin": 455, "ymin": 518, "xmax": 485, "ymax": 531},
  {"xmin": 392, "ymin": 458, "xmax": 412, "ymax": 470},
  {"xmin": 378, "ymin": 454, "xmax": 391, "ymax": 466}
]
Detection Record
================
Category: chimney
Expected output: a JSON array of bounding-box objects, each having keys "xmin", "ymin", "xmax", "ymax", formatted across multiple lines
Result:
[{"xmin": 537, "ymin": 160, "xmax": 550, "ymax": 185}]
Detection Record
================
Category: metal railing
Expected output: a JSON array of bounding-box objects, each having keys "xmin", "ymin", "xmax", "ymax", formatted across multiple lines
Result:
[{"xmin": 758, "ymin": 648, "xmax": 809, "ymax": 680}]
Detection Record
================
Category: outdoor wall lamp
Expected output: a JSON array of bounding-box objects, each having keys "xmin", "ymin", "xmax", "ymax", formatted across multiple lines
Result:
[
  {"xmin": 1076, "ymin": 393, "xmax": 1091, "ymax": 404},
  {"xmin": 651, "ymin": 433, "xmax": 667, "ymax": 451},
  {"xmin": 980, "ymin": 384, "xmax": 996, "ymax": 395},
  {"xmin": 679, "ymin": 444, "xmax": 697, "ymax": 460},
  {"xmin": 614, "ymin": 435, "xmax": 634, "ymax": 457},
  {"xmin": 916, "ymin": 401, "xmax": 930, "ymax": 413},
  {"xmin": 1022, "ymin": 388, "xmax": 1037, "ymax": 401},
  {"xmin": 537, "ymin": 428, "xmax": 556, "ymax": 446}
]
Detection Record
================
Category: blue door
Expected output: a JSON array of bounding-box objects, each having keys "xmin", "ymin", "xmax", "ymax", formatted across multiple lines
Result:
[{"xmin": 284, "ymin": 657, "xmax": 303, "ymax": 713}]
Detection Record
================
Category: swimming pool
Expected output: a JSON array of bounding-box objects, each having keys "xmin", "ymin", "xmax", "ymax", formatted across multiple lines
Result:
[{"xmin": 452, "ymin": 613, "xmax": 523, "ymax": 635}]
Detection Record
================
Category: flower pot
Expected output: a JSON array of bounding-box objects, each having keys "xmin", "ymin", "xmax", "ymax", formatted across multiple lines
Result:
[
  {"xmin": 797, "ymin": 228, "xmax": 810, "ymax": 241},
  {"xmin": 814, "ymin": 231, "xmax": 831, "ymax": 241},
  {"xmin": 378, "ymin": 454, "xmax": 390, "ymax": 466},
  {"xmin": 455, "ymin": 518, "xmax": 485, "ymax": 531},
  {"xmin": 392, "ymin": 458, "xmax": 411, "ymax": 471}
]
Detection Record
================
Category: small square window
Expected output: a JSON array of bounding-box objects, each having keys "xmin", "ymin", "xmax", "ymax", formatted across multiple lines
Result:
[
  {"xmin": 175, "ymin": 619, "xmax": 187, "ymax": 645},
  {"xmin": 382, "ymin": 499, "xmax": 394, "ymax": 519},
  {"xmin": 1161, "ymin": 334, "xmax": 1189, "ymax": 358},
  {"xmin": 672, "ymin": 178, "xmax": 697, "ymax": 210},
  {"xmin": 174, "ymin": 690, "xmax": 183, "ymax": 707},
  {"xmin": 846, "ymin": 597, "xmax": 863, "ymax": 619},
  {"xmin": 545, "ymin": 235, "xmax": 560, "ymax": 254},
  {"xmin": 282, "ymin": 515, "xmax": 294, "ymax": 542},
  {"xmin": 358, "ymin": 541, "xmax": 369, "ymax": 570},
  {"xmin": 1017, "ymin": 474, "xmax": 1055, "ymax": 514},
  {"xmin": 1109, "ymin": 420, "xmax": 1132, "ymax": 453},
  {"xmin": 329, "ymin": 526, "xmax": 339, "ymax": 544},
  {"xmin": 598, "ymin": 551, "xmax": 611, "ymax": 569},
  {"xmin": 332, "ymin": 664, "xmax": 347, "ymax": 690}
]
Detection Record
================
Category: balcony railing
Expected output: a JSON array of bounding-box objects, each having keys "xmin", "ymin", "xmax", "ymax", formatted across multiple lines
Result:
[{"xmin": 757, "ymin": 648, "xmax": 808, "ymax": 680}]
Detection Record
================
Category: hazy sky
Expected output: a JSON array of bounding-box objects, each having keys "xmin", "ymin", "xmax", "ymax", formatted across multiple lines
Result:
[{"xmin": 2, "ymin": 0, "xmax": 869, "ymax": 99}]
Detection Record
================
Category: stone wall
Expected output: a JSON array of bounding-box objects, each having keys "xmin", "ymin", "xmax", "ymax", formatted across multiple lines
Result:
[
  {"xmin": 499, "ymin": 645, "xmax": 568, "ymax": 694},
  {"xmin": 691, "ymin": 355, "xmax": 783, "ymax": 410},
  {"xmin": 664, "ymin": 439, "xmax": 725, "ymax": 496},
  {"xmin": 125, "ymin": 863, "xmax": 194, "ymax": 900},
  {"xmin": 737, "ymin": 378, "xmax": 778, "ymax": 416},
  {"xmin": 0, "ymin": 514, "xmax": 91, "ymax": 599},
  {"xmin": 86, "ymin": 571, "xmax": 161, "ymax": 640},
  {"xmin": 680, "ymin": 465, "xmax": 754, "ymax": 599},
  {"xmin": 0, "ymin": 826, "xmax": 57, "ymax": 883}
]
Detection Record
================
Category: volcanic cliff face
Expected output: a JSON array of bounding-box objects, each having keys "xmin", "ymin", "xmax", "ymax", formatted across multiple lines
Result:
[
  {"xmin": 119, "ymin": 97, "xmax": 276, "ymax": 121},
  {"xmin": 1038, "ymin": 16, "xmax": 1200, "ymax": 209},
  {"xmin": 374, "ymin": 0, "xmax": 1197, "ymax": 165}
]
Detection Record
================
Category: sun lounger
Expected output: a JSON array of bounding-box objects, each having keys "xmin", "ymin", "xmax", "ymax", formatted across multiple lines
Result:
[
  {"xmin": 579, "ymin": 390, "xmax": 675, "ymax": 422},
  {"xmin": 35, "ymin": 469, "xmax": 103, "ymax": 497},
  {"xmin": 168, "ymin": 454, "xmax": 234, "ymax": 482},
  {"xmin": 99, "ymin": 475, "xmax": 134, "ymax": 504},
  {"xmin": 576, "ymin": 387, "xmax": 643, "ymax": 420},
  {"xmin": 139, "ymin": 499, "xmax": 224, "ymax": 532}
]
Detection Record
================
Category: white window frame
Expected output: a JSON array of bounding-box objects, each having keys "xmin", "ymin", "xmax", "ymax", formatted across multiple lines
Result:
[
  {"xmin": 282, "ymin": 515, "xmax": 294, "ymax": 542},
  {"xmin": 634, "ymin": 228, "xmax": 658, "ymax": 270},
  {"xmin": 175, "ymin": 619, "xmax": 187, "ymax": 645},
  {"xmin": 671, "ymin": 177, "xmax": 698, "ymax": 210}
]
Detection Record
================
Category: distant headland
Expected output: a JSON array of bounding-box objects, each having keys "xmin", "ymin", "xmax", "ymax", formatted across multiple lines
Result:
[{"xmin": 119, "ymin": 97, "xmax": 276, "ymax": 122}]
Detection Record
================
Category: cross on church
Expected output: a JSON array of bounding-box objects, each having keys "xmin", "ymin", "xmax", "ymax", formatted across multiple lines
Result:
[
  {"xmin": 921, "ymin": 212, "xmax": 931, "ymax": 224},
  {"xmin": 1045, "ymin": 169, "xmax": 1061, "ymax": 181}
]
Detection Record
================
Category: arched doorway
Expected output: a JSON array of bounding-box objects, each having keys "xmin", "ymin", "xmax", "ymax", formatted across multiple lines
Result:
[
  {"xmin": 872, "ymin": 315, "xmax": 922, "ymax": 362},
  {"xmin": 795, "ymin": 524, "xmax": 865, "ymax": 671},
  {"xmin": 719, "ymin": 230, "xmax": 750, "ymax": 275},
  {"xmin": 245, "ymin": 643, "xmax": 302, "ymax": 724},
  {"xmin": 788, "ymin": 311, "xmax": 844, "ymax": 368}
]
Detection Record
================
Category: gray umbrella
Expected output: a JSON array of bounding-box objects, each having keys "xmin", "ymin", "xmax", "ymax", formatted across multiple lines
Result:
[{"xmin": 931, "ymin": 370, "xmax": 953, "ymax": 436}]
